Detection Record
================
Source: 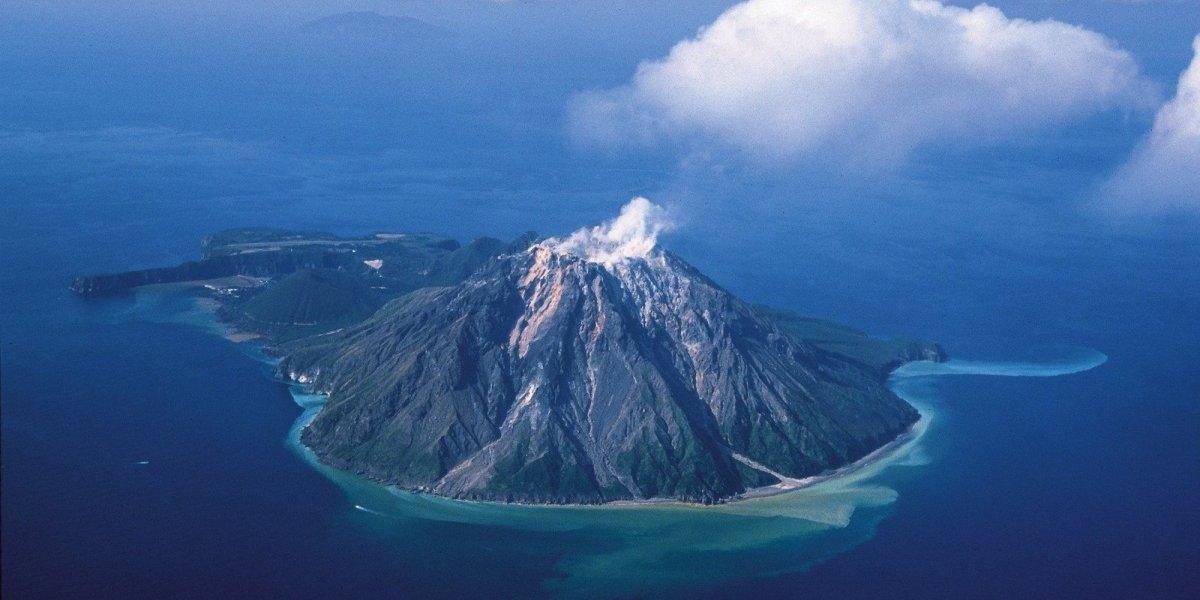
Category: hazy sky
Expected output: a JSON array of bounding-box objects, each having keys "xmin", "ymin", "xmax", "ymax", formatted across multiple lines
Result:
[{"xmin": 2, "ymin": 0, "xmax": 1197, "ymax": 237}]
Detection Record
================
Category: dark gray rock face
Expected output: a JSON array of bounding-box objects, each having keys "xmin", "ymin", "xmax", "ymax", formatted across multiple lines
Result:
[{"xmin": 279, "ymin": 246, "xmax": 919, "ymax": 504}]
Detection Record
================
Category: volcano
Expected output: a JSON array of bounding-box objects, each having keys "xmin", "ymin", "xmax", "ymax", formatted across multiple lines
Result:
[{"xmin": 279, "ymin": 200, "xmax": 921, "ymax": 504}]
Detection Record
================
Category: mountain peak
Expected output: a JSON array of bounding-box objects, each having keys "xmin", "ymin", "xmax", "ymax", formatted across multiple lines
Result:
[{"xmin": 279, "ymin": 214, "xmax": 919, "ymax": 504}]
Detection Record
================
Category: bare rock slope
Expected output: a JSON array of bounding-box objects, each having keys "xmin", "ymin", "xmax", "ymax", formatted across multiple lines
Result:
[{"xmin": 280, "ymin": 243, "xmax": 920, "ymax": 504}]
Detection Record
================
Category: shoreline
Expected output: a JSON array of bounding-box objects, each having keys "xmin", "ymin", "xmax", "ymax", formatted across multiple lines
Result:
[
  {"xmin": 170, "ymin": 283, "xmax": 933, "ymax": 510},
  {"xmin": 727, "ymin": 412, "xmax": 926, "ymax": 504},
  {"xmin": 283, "ymin": 379, "xmax": 930, "ymax": 510},
  {"xmin": 281, "ymin": 344, "xmax": 1107, "ymax": 512}
]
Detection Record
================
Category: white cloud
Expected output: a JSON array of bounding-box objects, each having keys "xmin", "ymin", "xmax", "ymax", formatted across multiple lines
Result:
[
  {"xmin": 569, "ymin": 0, "xmax": 1153, "ymax": 165},
  {"xmin": 1100, "ymin": 35, "xmax": 1200, "ymax": 215},
  {"xmin": 551, "ymin": 197, "xmax": 673, "ymax": 266}
]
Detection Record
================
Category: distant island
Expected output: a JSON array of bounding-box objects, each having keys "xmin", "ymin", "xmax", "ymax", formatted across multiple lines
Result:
[{"xmin": 74, "ymin": 206, "xmax": 945, "ymax": 504}]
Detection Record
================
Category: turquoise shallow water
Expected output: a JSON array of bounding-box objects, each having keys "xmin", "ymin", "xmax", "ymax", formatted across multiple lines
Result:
[
  {"xmin": 273, "ymin": 313, "xmax": 1109, "ymax": 597},
  {"xmin": 2, "ymin": 213, "xmax": 1195, "ymax": 599},
  {"xmin": 4, "ymin": 5, "xmax": 1199, "ymax": 594},
  {"xmin": 97, "ymin": 289, "xmax": 1118, "ymax": 596}
]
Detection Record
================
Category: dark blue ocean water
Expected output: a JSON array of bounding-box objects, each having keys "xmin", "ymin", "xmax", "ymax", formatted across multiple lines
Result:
[
  {"xmin": 2, "ymin": 175, "xmax": 1198, "ymax": 599},
  {"xmin": 2, "ymin": 2, "xmax": 1199, "ymax": 590}
]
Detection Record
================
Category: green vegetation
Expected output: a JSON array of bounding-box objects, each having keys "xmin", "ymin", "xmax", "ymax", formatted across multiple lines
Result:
[
  {"xmin": 229, "ymin": 269, "xmax": 383, "ymax": 341},
  {"xmin": 754, "ymin": 306, "xmax": 946, "ymax": 376}
]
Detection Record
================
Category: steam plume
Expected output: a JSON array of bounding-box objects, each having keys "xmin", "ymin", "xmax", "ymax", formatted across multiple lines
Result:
[{"xmin": 552, "ymin": 197, "xmax": 673, "ymax": 266}]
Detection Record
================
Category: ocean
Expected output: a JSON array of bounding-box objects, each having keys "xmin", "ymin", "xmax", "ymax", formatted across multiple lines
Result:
[
  {"xmin": 2, "ymin": 177, "xmax": 1197, "ymax": 598},
  {"xmin": 5, "ymin": 1, "xmax": 1200, "ymax": 596}
]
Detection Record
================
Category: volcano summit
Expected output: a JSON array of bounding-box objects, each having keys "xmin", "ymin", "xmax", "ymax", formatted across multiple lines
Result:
[{"xmin": 276, "ymin": 200, "xmax": 932, "ymax": 504}]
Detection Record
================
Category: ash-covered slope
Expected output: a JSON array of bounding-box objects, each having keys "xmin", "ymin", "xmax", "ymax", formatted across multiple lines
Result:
[{"xmin": 279, "ymin": 214, "xmax": 919, "ymax": 504}]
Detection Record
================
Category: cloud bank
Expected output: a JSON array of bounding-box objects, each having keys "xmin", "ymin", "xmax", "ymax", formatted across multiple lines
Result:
[
  {"xmin": 552, "ymin": 197, "xmax": 673, "ymax": 265},
  {"xmin": 569, "ymin": 0, "xmax": 1152, "ymax": 165},
  {"xmin": 1100, "ymin": 35, "xmax": 1200, "ymax": 215}
]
